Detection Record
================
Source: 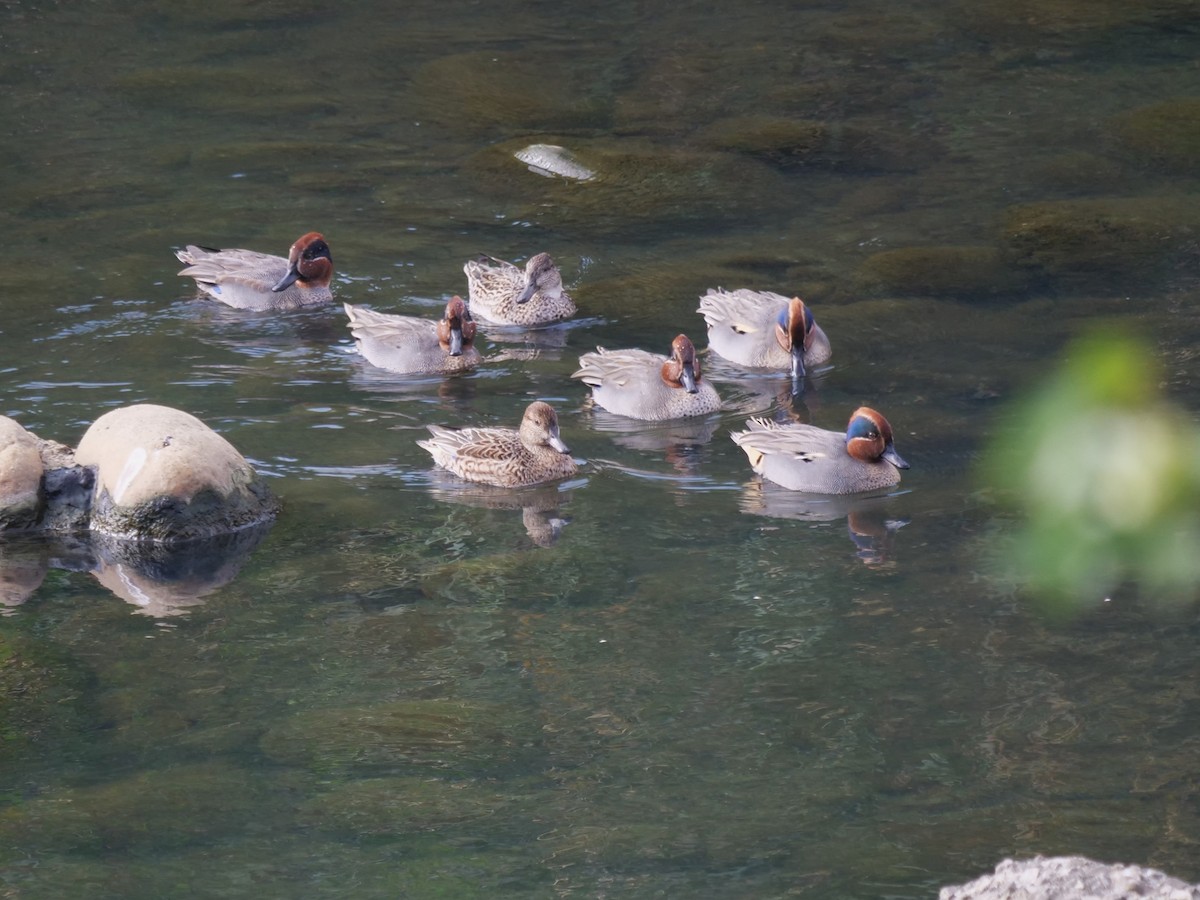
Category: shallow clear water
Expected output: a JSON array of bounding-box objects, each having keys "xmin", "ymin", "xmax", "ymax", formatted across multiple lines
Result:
[{"xmin": 3, "ymin": 0, "xmax": 1200, "ymax": 897}]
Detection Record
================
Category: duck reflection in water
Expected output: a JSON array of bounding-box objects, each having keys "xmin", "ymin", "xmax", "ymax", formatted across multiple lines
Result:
[
  {"xmin": 703, "ymin": 360, "xmax": 826, "ymax": 425},
  {"xmin": 583, "ymin": 405, "xmax": 721, "ymax": 477},
  {"xmin": 0, "ymin": 523, "xmax": 273, "ymax": 617},
  {"xmin": 738, "ymin": 481, "xmax": 909, "ymax": 567},
  {"xmin": 425, "ymin": 474, "xmax": 577, "ymax": 548},
  {"xmin": 346, "ymin": 355, "xmax": 480, "ymax": 407}
]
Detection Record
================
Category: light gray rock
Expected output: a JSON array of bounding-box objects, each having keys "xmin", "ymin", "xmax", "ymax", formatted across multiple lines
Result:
[
  {"xmin": 940, "ymin": 856, "xmax": 1200, "ymax": 900},
  {"xmin": 74, "ymin": 404, "xmax": 279, "ymax": 542},
  {"xmin": 0, "ymin": 416, "xmax": 45, "ymax": 530}
]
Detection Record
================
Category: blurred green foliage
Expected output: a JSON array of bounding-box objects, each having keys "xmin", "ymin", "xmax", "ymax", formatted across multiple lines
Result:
[{"xmin": 983, "ymin": 329, "xmax": 1200, "ymax": 610}]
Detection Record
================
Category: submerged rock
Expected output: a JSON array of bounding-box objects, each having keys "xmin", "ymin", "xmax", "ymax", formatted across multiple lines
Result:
[
  {"xmin": 74, "ymin": 404, "xmax": 279, "ymax": 542},
  {"xmin": 958, "ymin": 0, "xmax": 1195, "ymax": 43},
  {"xmin": 999, "ymin": 197, "xmax": 1197, "ymax": 289},
  {"xmin": 858, "ymin": 245, "xmax": 1029, "ymax": 299},
  {"xmin": 259, "ymin": 699, "xmax": 539, "ymax": 777},
  {"xmin": 940, "ymin": 856, "xmax": 1200, "ymax": 900},
  {"xmin": 411, "ymin": 51, "xmax": 608, "ymax": 136},
  {"xmin": 297, "ymin": 776, "xmax": 523, "ymax": 835},
  {"xmin": 0, "ymin": 762, "xmax": 269, "ymax": 853},
  {"xmin": 1110, "ymin": 98, "xmax": 1200, "ymax": 174},
  {"xmin": 700, "ymin": 115, "xmax": 926, "ymax": 173}
]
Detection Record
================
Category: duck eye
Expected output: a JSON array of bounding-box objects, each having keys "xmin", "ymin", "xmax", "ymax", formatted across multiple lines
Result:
[{"xmin": 847, "ymin": 417, "xmax": 880, "ymax": 442}]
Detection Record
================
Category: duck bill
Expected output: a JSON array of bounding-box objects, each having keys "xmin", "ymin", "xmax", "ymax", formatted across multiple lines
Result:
[
  {"xmin": 882, "ymin": 443, "xmax": 910, "ymax": 470},
  {"xmin": 448, "ymin": 326, "xmax": 464, "ymax": 357},
  {"xmin": 789, "ymin": 345, "xmax": 807, "ymax": 386},
  {"xmin": 679, "ymin": 366, "xmax": 699, "ymax": 394},
  {"xmin": 516, "ymin": 281, "xmax": 538, "ymax": 304},
  {"xmin": 271, "ymin": 263, "xmax": 301, "ymax": 293},
  {"xmin": 549, "ymin": 432, "xmax": 570, "ymax": 454}
]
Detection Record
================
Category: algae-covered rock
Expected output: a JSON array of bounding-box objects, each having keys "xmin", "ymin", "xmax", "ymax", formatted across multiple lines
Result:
[
  {"xmin": 0, "ymin": 762, "xmax": 269, "ymax": 853},
  {"xmin": 1110, "ymin": 98, "xmax": 1200, "ymax": 174},
  {"xmin": 74, "ymin": 404, "xmax": 279, "ymax": 542},
  {"xmin": 188, "ymin": 139, "xmax": 384, "ymax": 175},
  {"xmin": 858, "ymin": 245, "xmax": 1029, "ymax": 299},
  {"xmin": 999, "ymin": 197, "xmax": 1197, "ymax": 288},
  {"xmin": 0, "ymin": 417, "xmax": 45, "ymax": 530},
  {"xmin": 700, "ymin": 115, "xmax": 926, "ymax": 173},
  {"xmin": 411, "ymin": 51, "xmax": 609, "ymax": 136},
  {"xmin": 0, "ymin": 835, "xmax": 524, "ymax": 897},
  {"xmin": 297, "ymin": 776, "xmax": 525, "ymax": 835},
  {"xmin": 113, "ymin": 66, "xmax": 336, "ymax": 116},
  {"xmin": 1029, "ymin": 151, "xmax": 1128, "ymax": 196},
  {"xmin": 158, "ymin": 0, "xmax": 329, "ymax": 26},
  {"xmin": 420, "ymin": 543, "xmax": 627, "ymax": 608},
  {"xmin": 539, "ymin": 822, "xmax": 696, "ymax": 866},
  {"xmin": 0, "ymin": 631, "xmax": 96, "ymax": 763},
  {"xmin": 324, "ymin": 609, "xmax": 455, "ymax": 662},
  {"xmin": 958, "ymin": 0, "xmax": 1196, "ymax": 41},
  {"xmin": 11, "ymin": 175, "xmax": 170, "ymax": 219},
  {"xmin": 259, "ymin": 699, "xmax": 539, "ymax": 776}
]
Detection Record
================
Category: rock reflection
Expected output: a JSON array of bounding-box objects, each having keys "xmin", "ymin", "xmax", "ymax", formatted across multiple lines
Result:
[
  {"xmin": 425, "ymin": 474, "xmax": 576, "ymax": 548},
  {"xmin": 0, "ymin": 523, "xmax": 272, "ymax": 616},
  {"xmin": 0, "ymin": 540, "xmax": 52, "ymax": 613},
  {"xmin": 738, "ymin": 480, "xmax": 909, "ymax": 567}
]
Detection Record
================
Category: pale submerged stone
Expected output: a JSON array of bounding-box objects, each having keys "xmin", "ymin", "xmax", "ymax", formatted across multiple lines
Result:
[{"xmin": 513, "ymin": 143, "xmax": 596, "ymax": 181}]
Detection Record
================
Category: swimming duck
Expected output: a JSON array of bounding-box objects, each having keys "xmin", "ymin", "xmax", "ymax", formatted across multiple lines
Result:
[
  {"xmin": 730, "ymin": 406, "xmax": 909, "ymax": 494},
  {"xmin": 175, "ymin": 232, "xmax": 333, "ymax": 310},
  {"xmin": 697, "ymin": 289, "xmax": 831, "ymax": 389},
  {"xmin": 343, "ymin": 296, "xmax": 481, "ymax": 375},
  {"xmin": 462, "ymin": 252, "xmax": 576, "ymax": 326},
  {"xmin": 417, "ymin": 400, "xmax": 577, "ymax": 487},
  {"xmin": 573, "ymin": 334, "xmax": 721, "ymax": 420}
]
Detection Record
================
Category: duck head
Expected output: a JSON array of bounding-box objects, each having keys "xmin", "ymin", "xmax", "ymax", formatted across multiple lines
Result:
[
  {"xmin": 272, "ymin": 232, "xmax": 333, "ymax": 293},
  {"xmin": 520, "ymin": 401, "xmax": 571, "ymax": 454},
  {"xmin": 845, "ymin": 407, "xmax": 909, "ymax": 469},
  {"xmin": 436, "ymin": 296, "xmax": 476, "ymax": 357},
  {"xmin": 516, "ymin": 252, "xmax": 562, "ymax": 303},
  {"xmin": 662, "ymin": 333, "xmax": 702, "ymax": 394},
  {"xmin": 774, "ymin": 297, "xmax": 818, "ymax": 384}
]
